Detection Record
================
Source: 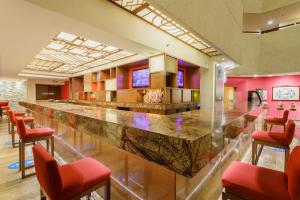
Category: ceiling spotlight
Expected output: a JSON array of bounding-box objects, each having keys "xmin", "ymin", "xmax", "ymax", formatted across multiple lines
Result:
[{"xmin": 267, "ymin": 20, "xmax": 273, "ymax": 25}]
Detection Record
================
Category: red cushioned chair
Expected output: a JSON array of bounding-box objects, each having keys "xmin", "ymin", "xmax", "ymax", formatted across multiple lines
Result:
[
  {"xmin": 264, "ymin": 110, "xmax": 289, "ymax": 132},
  {"xmin": 252, "ymin": 120, "xmax": 295, "ymax": 171},
  {"xmin": 8, "ymin": 109, "xmax": 34, "ymax": 148},
  {"xmin": 222, "ymin": 146, "xmax": 300, "ymax": 200},
  {"xmin": 32, "ymin": 144, "xmax": 111, "ymax": 200},
  {"xmin": 16, "ymin": 118, "xmax": 54, "ymax": 178}
]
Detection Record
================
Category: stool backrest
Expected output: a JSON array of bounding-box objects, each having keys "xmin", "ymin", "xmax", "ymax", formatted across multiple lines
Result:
[
  {"xmin": 16, "ymin": 118, "xmax": 27, "ymax": 139},
  {"xmin": 7, "ymin": 110, "xmax": 16, "ymax": 123},
  {"xmin": 0, "ymin": 101, "xmax": 8, "ymax": 107},
  {"xmin": 283, "ymin": 110, "xmax": 289, "ymax": 122},
  {"xmin": 283, "ymin": 120, "xmax": 296, "ymax": 146},
  {"xmin": 32, "ymin": 144, "xmax": 62, "ymax": 199},
  {"xmin": 287, "ymin": 146, "xmax": 300, "ymax": 200}
]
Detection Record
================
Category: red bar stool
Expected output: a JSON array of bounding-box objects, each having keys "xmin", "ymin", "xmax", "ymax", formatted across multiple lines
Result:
[
  {"xmin": 222, "ymin": 146, "xmax": 300, "ymax": 200},
  {"xmin": 5, "ymin": 107, "xmax": 26, "ymax": 135},
  {"xmin": 32, "ymin": 144, "xmax": 111, "ymax": 200},
  {"xmin": 16, "ymin": 118, "xmax": 54, "ymax": 178},
  {"xmin": 264, "ymin": 110, "xmax": 289, "ymax": 132},
  {"xmin": 7, "ymin": 109, "xmax": 34, "ymax": 148},
  {"xmin": 252, "ymin": 120, "xmax": 295, "ymax": 171}
]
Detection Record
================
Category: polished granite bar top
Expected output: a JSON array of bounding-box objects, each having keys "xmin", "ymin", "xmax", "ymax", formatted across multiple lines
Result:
[
  {"xmin": 20, "ymin": 100, "xmax": 261, "ymax": 141},
  {"xmin": 67, "ymin": 99, "xmax": 200, "ymax": 110},
  {"xmin": 20, "ymin": 100, "xmax": 262, "ymax": 177}
]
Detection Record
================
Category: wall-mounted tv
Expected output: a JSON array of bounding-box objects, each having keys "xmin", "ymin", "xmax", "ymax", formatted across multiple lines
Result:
[
  {"xmin": 132, "ymin": 68, "xmax": 149, "ymax": 88},
  {"xmin": 177, "ymin": 70, "xmax": 184, "ymax": 88}
]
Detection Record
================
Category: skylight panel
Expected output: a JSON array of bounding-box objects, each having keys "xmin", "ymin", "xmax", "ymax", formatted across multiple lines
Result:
[
  {"xmin": 82, "ymin": 40, "xmax": 101, "ymax": 48},
  {"xmin": 69, "ymin": 48, "xmax": 86, "ymax": 54},
  {"xmin": 56, "ymin": 32, "xmax": 77, "ymax": 41},
  {"xmin": 103, "ymin": 46, "xmax": 119, "ymax": 52},
  {"xmin": 47, "ymin": 42, "xmax": 65, "ymax": 50}
]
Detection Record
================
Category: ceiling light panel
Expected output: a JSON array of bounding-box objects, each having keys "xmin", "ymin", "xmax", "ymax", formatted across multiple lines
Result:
[
  {"xmin": 109, "ymin": 0, "xmax": 221, "ymax": 56},
  {"xmin": 25, "ymin": 31, "xmax": 137, "ymax": 74}
]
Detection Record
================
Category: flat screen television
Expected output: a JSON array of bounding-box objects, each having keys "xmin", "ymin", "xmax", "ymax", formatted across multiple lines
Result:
[
  {"xmin": 177, "ymin": 70, "xmax": 184, "ymax": 88},
  {"xmin": 132, "ymin": 68, "xmax": 149, "ymax": 88}
]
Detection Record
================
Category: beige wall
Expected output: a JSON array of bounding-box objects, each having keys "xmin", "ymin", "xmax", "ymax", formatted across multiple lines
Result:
[
  {"xmin": 263, "ymin": 0, "xmax": 300, "ymax": 11},
  {"xmin": 232, "ymin": 25, "xmax": 300, "ymax": 76},
  {"xmin": 242, "ymin": 0, "xmax": 300, "ymax": 13},
  {"xmin": 152, "ymin": 0, "xmax": 243, "ymax": 64}
]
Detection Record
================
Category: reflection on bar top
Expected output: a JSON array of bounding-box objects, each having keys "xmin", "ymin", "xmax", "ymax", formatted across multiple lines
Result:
[{"xmin": 21, "ymin": 100, "xmax": 262, "ymax": 141}]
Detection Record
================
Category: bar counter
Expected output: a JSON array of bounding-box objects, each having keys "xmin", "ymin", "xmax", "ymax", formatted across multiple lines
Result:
[{"xmin": 19, "ymin": 100, "xmax": 263, "ymax": 200}]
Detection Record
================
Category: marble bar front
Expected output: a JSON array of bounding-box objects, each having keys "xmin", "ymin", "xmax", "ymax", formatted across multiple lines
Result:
[{"xmin": 19, "ymin": 100, "xmax": 263, "ymax": 200}]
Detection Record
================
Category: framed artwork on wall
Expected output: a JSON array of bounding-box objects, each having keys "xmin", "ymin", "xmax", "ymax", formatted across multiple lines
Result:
[{"xmin": 272, "ymin": 86, "xmax": 300, "ymax": 101}]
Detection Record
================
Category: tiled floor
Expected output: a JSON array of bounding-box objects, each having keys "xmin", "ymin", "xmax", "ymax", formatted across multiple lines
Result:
[{"xmin": 0, "ymin": 116, "xmax": 299, "ymax": 200}]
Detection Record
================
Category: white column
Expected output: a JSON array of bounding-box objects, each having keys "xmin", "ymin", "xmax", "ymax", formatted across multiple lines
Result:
[{"xmin": 200, "ymin": 59, "xmax": 219, "ymax": 109}]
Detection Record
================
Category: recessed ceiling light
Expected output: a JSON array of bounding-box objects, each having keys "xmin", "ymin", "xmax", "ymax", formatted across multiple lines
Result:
[
  {"xmin": 57, "ymin": 32, "xmax": 77, "ymax": 41},
  {"xmin": 267, "ymin": 20, "xmax": 273, "ymax": 25}
]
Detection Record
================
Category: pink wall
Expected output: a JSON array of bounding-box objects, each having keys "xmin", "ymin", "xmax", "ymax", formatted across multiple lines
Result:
[{"xmin": 226, "ymin": 75, "xmax": 300, "ymax": 119}]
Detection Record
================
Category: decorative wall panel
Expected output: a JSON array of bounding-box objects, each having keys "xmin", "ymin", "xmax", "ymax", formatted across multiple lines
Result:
[{"xmin": 0, "ymin": 80, "xmax": 27, "ymax": 111}]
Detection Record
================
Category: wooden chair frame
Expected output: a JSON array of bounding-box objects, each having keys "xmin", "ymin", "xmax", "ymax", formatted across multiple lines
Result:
[
  {"xmin": 40, "ymin": 173, "xmax": 110, "ymax": 200},
  {"xmin": 222, "ymin": 189, "xmax": 244, "ymax": 200},
  {"xmin": 19, "ymin": 135, "xmax": 54, "ymax": 179},
  {"xmin": 252, "ymin": 139, "xmax": 290, "ymax": 172},
  {"xmin": 264, "ymin": 121, "xmax": 286, "ymax": 132}
]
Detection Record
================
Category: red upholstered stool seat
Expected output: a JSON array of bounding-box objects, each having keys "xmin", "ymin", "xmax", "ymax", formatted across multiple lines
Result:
[
  {"xmin": 1, "ymin": 106, "xmax": 10, "ymax": 111},
  {"xmin": 14, "ymin": 112, "xmax": 26, "ymax": 116},
  {"xmin": 59, "ymin": 158, "xmax": 111, "ymax": 199},
  {"xmin": 33, "ymin": 144, "xmax": 111, "ymax": 200},
  {"xmin": 25, "ymin": 128, "xmax": 54, "ymax": 139},
  {"xmin": 222, "ymin": 161, "xmax": 289, "ymax": 200},
  {"xmin": 252, "ymin": 131, "xmax": 288, "ymax": 146},
  {"xmin": 16, "ymin": 116, "xmax": 34, "ymax": 123}
]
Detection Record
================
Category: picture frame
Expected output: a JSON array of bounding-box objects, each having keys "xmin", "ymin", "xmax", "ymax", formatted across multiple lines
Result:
[{"xmin": 272, "ymin": 86, "xmax": 300, "ymax": 101}]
